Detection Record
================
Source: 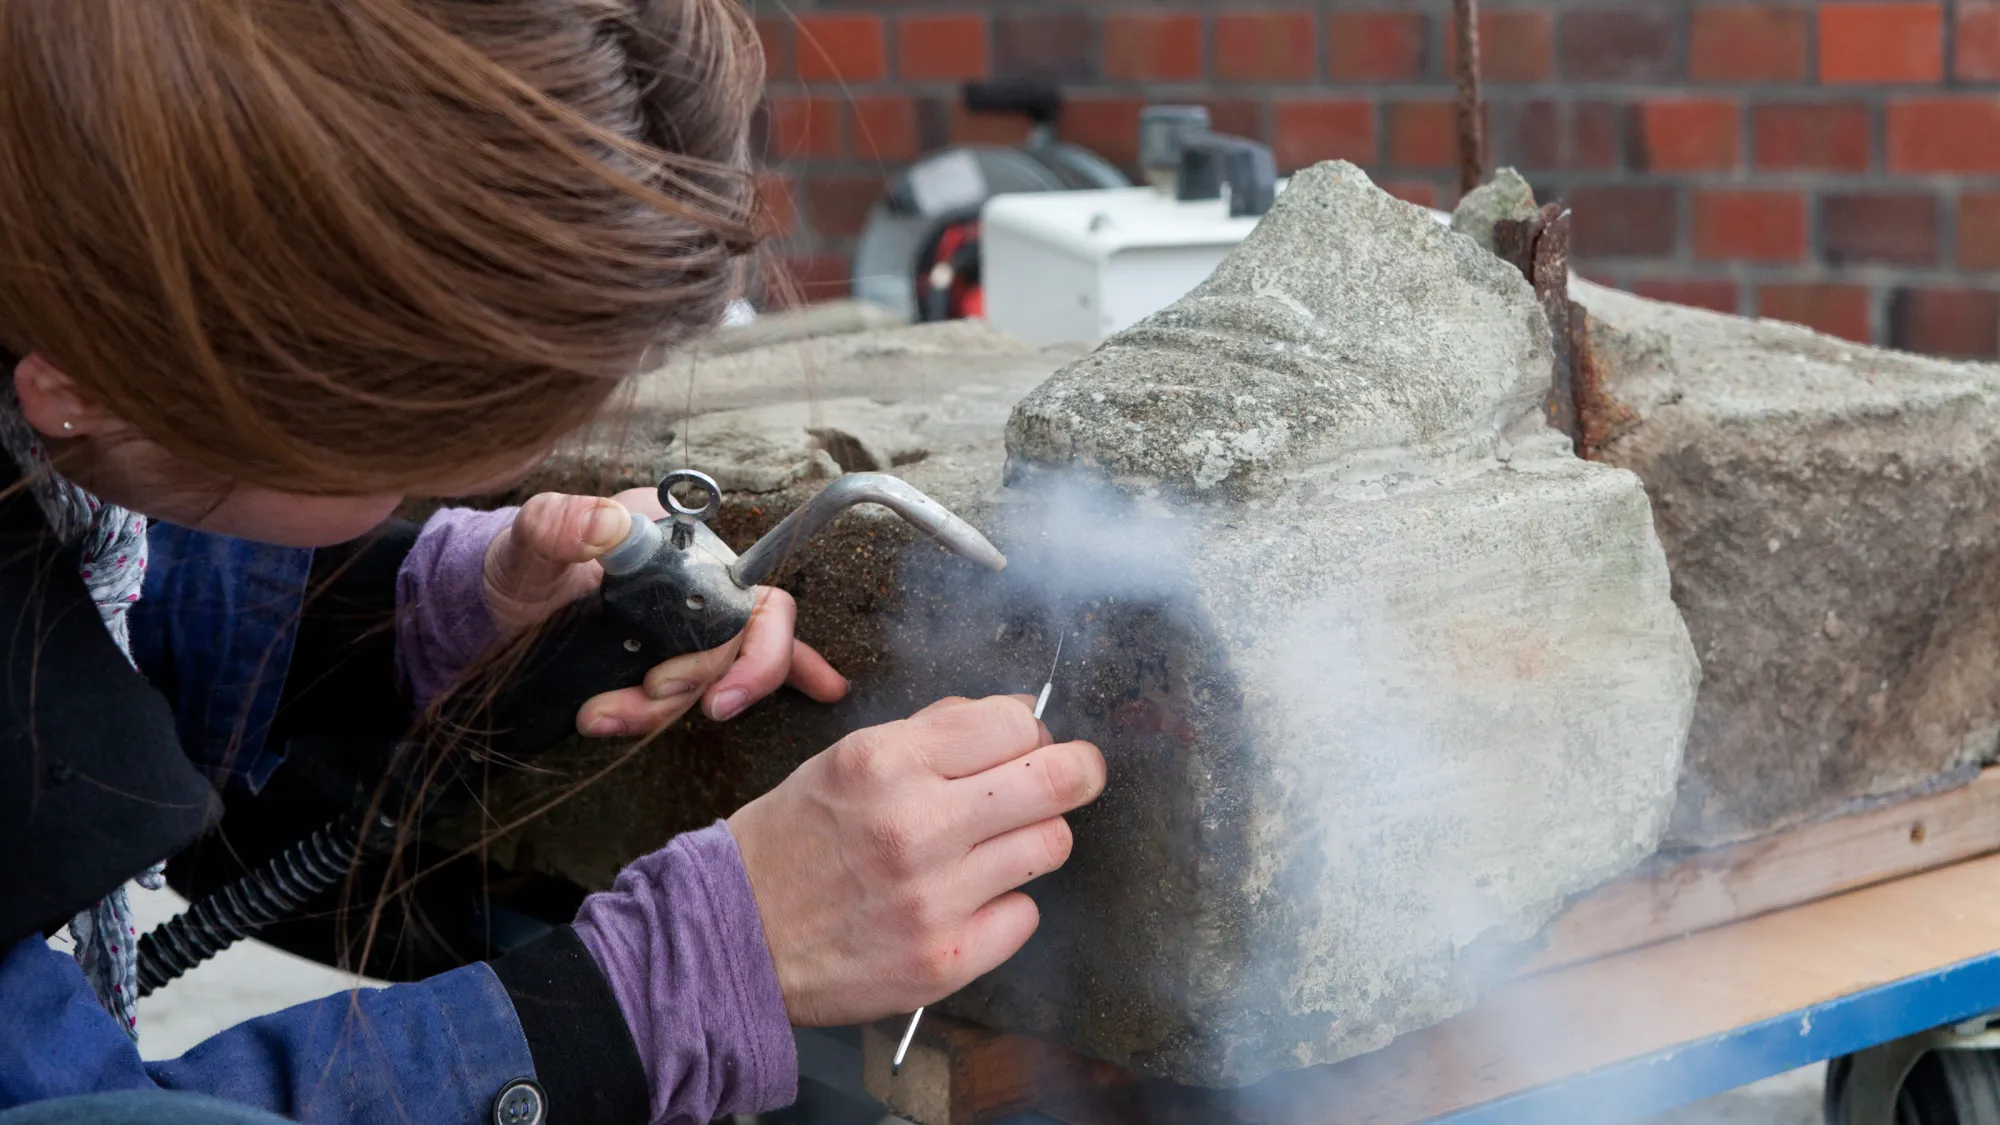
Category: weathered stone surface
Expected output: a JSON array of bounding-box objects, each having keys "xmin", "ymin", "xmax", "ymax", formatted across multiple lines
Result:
[
  {"xmin": 465, "ymin": 164, "xmax": 1698, "ymax": 1088},
  {"xmin": 1450, "ymin": 167, "xmax": 1538, "ymax": 256},
  {"xmin": 1581, "ymin": 279, "xmax": 2000, "ymax": 846}
]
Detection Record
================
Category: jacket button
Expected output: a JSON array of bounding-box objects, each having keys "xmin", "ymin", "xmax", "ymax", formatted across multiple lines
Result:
[{"xmin": 492, "ymin": 1078, "xmax": 546, "ymax": 1125}]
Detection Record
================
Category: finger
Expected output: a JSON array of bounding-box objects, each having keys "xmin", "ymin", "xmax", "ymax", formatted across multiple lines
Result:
[
  {"xmin": 575, "ymin": 685, "xmax": 702, "ymax": 738},
  {"xmin": 946, "ymin": 740, "xmax": 1105, "ymax": 846},
  {"xmin": 907, "ymin": 696, "xmax": 1053, "ymax": 780},
  {"xmin": 910, "ymin": 693, "xmax": 1036, "ymax": 719},
  {"xmin": 704, "ymin": 588, "xmax": 803, "ymax": 721},
  {"xmin": 953, "ymin": 816, "xmax": 1077, "ymax": 911},
  {"xmin": 785, "ymin": 641, "xmax": 849, "ymax": 703},
  {"xmin": 579, "ymin": 643, "xmax": 741, "ymax": 736},
  {"xmin": 943, "ymin": 892, "xmax": 1042, "ymax": 989},
  {"xmin": 610, "ymin": 486, "xmax": 668, "ymax": 522},
  {"xmin": 488, "ymin": 493, "xmax": 630, "ymax": 602}
]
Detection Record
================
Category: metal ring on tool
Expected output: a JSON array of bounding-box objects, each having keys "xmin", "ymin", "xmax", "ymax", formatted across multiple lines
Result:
[{"xmin": 658, "ymin": 469, "xmax": 721, "ymax": 523}]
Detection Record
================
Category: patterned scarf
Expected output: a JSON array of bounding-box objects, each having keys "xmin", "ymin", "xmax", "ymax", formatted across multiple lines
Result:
[{"xmin": 0, "ymin": 394, "xmax": 155, "ymax": 1041}]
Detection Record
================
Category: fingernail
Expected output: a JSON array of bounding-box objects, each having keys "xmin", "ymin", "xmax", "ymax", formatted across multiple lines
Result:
[
  {"xmin": 583, "ymin": 502, "xmax": 629, "ymax": 549},
  {"xmin": 584, "ymin": 716, "xmax": 627, "ymax": 737},
  {"xmin": 647, "ymin": 678, "xmax": 696, "ymax": 701},
  {"xmin": 710, "ymin": 689, "xmax": 748, "ymax": 721}
]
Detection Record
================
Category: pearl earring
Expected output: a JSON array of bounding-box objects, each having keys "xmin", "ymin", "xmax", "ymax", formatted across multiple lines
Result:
[{"xmin": 59, "ymin": 421, "xmax": 73, "ymax": 432}]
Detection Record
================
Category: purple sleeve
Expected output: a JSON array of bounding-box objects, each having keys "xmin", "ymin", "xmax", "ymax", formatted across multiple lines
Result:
[
  {"xmin": 571, "ymin": 821, "xmax": 797, "ymax": 1125},
  {"xmin": 394, "ymin": 506, "xmax": 518, "ymax": 710}
]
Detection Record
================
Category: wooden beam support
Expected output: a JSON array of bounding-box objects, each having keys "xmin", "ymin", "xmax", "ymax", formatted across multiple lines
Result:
[
  {"xmin": 848, "ymin": 770, "xmax": 2000, "ymax": 1124},
  {"xmin": 1524, "ymin": 767, "xmax": 2000, "ymax": 974}
]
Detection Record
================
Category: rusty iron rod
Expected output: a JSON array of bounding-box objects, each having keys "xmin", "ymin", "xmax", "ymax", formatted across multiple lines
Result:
[{"xmin": 1454, "ymin": 0, "xmax": 1488, "ymax": 198}]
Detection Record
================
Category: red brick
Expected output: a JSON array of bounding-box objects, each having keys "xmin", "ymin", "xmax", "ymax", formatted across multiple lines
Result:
[
  {"xmin": 1198, "ymin": 98, "xmax": 1266, "ymax": 143},
  {"xmin": 946, "ymin": 100, "xmax": 1032, "ymax": 146},
  {"xmin": 1570, "ymin": 186, "xmax": 1680, "ymax": 258},
  {"xmin": 897, "ymin": 14, "xmax": 988, "ymax": 82},
  {"xmin": 766, "ymin": 96, "xmax": 842, "ymax": 159},
  {"xmin": 1820, "ymin": 3, "xmax": 1944, "ymax": 84},
  {"xmin": 1570, "ymin": 101, "xmax": 1622, "ymax": 170},
  {"xmin": 771, "ymin": 255, "xmax": 851, "ymax": 306},
  {"xmin": 1105, "ymin": 13, "xmax": 1205, "ymax": 81},
  {"xmin": 1387, "ymin": 101, "xmax": 1458, "ymax": 170},
  {"xmin": 1635, "ymin": 99, "xmax": 1742, "ymax": 172},
  {"xmin": 1381, "ymin": 180, "xmax": 1442, "ymax": 209},
  {"xmin": 1689, "ymin": 5, "xmax": 1809, "ymax": 82},
  {"xmin": 754, "ymin": 173, "xmax": 796, "ymax": 239},
  {"xmin": 1489, "ymin": 100, "xmax": 1561, "ymax": 170},
  {"xmin": 1959, "ymin": 193, "xmax": 2000, "ymax": 268},
  {"xmin": 796, "ymin": 14, "xmax": 887, "ymax": 83},
  {"xmin": 1215, "ymin": 11, "xmax": 1317, "ymax": 82},
  {"xmin": 757, "ymin": 18, "xmax": 793, "ymax": 81},
  {"xmin": 851, "ymin": 96, "xmax": 919, "ymax": 161},
  {"xmin": 1328, "ymin": 12, "xmax": 1427, "ymax": 82},
  {"xmin": 1959, "ymin": 3, "xmax": 2000, "ymax": 80},
  {"xmin": 1890, "ymin": 288, "xmax": 2000, "ymax": 358},
  {"xmin": 1822, "ymin": 192, "xmax": 1940, "ymax": 266},
  {"xmin": 992, "ymin": 14, "xmax": 1097, "ymax": 84},
  {"xmin": 1630, "ymin": 279, "xmax": 1741, "ymax": 314},
  {"xmin": 1753, "ymin": 103, "xmax": 1872, "ymax": 172},
  {"xmin": 1057, "ymin": 98, "xmax": 1146, "ymax": 170},
  {"xmin": 1271, "ymin": 99, "xmax": 1376, "ymax": 170},
  {"xmin": 1693, "ymin": 190, "xmax": 1808, "ymax": 263},
  {"xmin": 1445, "ymin": 9, "xmax": 1554, "ymax": 83},
  {"xmin": 1560, "ymin": 9, "xmax": 1681, "ymax": 82},
  {"xmin": 1758, "ymin": 284, "xmax": 1873, "ymax": 343},
  {"xmin": 804, "ymin": 176, "xmax": 886, "ymax": 240},
  {"xmin": 1888, "ymin": 99, "xmax": 2000, "ymax": 173}
]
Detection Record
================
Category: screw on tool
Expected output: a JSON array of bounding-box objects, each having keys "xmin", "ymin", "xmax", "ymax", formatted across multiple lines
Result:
[{"xmin": 893, "ymin": 629, "xmax": 1067, "ymax": 1077}]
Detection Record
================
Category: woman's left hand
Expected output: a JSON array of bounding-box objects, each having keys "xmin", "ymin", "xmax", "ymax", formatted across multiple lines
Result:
[{"xmin": 480, "ymin": 489, "xmax": 848, "ymax": 737}]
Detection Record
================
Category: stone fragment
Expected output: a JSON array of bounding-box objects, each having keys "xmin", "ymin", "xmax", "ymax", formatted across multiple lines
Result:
[
  {"xmin": 1449, "ymin": 167, "xmax": 1539, "ymax": 255},
  {"xmin": 697, "ymin": 298, "xmax": 908, "ymax": 356},
  {"xmin": 1581, "ymin": 279, "xmax": 2000, "ymax": 846},
  {"xmin": 466, "ymin": 163, "xmax": 1698, "ymax": 1089}
]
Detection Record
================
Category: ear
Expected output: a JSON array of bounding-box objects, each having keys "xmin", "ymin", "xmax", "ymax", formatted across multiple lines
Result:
[{"xmin": 13, "ymin": 353, "xmax": 117, "ymax": 440}]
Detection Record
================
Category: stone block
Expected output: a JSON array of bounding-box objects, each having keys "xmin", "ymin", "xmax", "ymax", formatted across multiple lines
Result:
[
  {"xmin": 1581, "ymin": 279, "xmax": 2000, "ymax": 845},
  {"xmin": 466, "ymin": 164, "xmax": 1698, "ymax": 1088}
]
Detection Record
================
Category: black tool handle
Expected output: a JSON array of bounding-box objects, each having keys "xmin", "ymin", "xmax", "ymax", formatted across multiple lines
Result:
[
  {"xmin": 472, "ymin": 598, "xmax": 656, "ymax": 756},
  {"xmin": 468, "ymin": 543, "xmax": 757, "ymax": 757}
]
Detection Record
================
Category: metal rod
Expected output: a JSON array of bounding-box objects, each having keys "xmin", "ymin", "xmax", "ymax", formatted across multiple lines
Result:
[
  {"xmin": 891, "ymin": 1006, "xmax": 924, "ymax": 1075},
  {"xmin": 894, "ymin": 629, "xmax": 1067, "ymax": 1078},
  {"xmin": 730, "ymin": 472, "xmax": 1006, "ymax": 589},
  {"xmin": 1454, "ymin": 0, "xmax": 1488, "ymax": 198}
]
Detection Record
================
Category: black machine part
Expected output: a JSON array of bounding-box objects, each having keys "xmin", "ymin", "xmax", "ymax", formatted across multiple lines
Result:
[
  {"xmin": 1175, "ymin": 131, "xmax": 1279, "ymax": 218},
  {"xmin": 1139, "ymin": 105, "xmax": 1211, "ymax": 188},
  {"xmin": 136, "ymin": 469, "xmax": 1006, "ymax": 992},
  {"xmin": 961, "ymin": 77, "xmax": 1063, "ymax": 126}
]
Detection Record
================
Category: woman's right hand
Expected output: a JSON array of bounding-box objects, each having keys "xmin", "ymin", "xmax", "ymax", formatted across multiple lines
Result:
[{"xmin": 728, "ymin": 695, "xmax": 1105, "ymax": 1026}]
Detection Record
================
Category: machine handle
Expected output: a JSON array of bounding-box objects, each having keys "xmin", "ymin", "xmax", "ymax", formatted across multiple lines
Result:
[
  {"xmin": 962, "ymin": 79, "xmax": 1063, "ymax": 126},
  {"xmin": 1175, "ymin": 132, "xmax": 1278, "ymax": 218}
]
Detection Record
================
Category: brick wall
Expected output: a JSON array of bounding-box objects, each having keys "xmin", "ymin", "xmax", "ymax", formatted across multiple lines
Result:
[{"xmin": 756, "ymin": 1, "xmax": 2000, "ymax": 359}]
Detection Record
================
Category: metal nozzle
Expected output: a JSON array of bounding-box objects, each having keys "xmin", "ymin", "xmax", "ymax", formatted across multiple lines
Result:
[{"xmin": 729, "ymin": 472, "xmax": 1007, "ymax": 588}]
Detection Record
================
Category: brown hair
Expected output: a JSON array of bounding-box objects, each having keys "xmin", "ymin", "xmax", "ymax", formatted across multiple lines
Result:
[{"xmin": 0, "ymin": 0, "xmax": 763, "ymax": 495}]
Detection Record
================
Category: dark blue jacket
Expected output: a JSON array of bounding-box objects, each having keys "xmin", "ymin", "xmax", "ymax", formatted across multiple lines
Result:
[{"xmin": 0, "ymin": 480, "xmax": 645, "ymax": 1125}]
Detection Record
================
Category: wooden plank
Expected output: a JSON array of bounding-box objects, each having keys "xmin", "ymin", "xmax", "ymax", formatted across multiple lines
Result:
[
  {"xmin": 1240, "ymin": 851, "xmax": 2000, "ymax": 1124},
  {"xmin": 1522, "ymin": 767, "xmax": 2000, "ymax": 974},
  {"xmin": 846, "ymin": 776, "xmax": 2000, "ymax": 1125}
]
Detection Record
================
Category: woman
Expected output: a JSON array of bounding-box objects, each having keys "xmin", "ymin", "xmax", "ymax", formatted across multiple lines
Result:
[{"xmin": 0, "ymin": 5, "xmax": 1106, "ymax": 1125}]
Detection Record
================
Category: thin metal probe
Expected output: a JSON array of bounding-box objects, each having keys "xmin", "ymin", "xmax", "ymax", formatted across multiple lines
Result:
[{"xmin": 894, "ymin": 629, "xmax": 1067, "ymax": 1077}]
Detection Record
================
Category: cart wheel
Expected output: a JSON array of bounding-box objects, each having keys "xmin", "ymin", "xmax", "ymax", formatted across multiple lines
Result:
[{"xmin": 1829, "ymin": 1048, "xmax": 2000, "ymax": 1125}]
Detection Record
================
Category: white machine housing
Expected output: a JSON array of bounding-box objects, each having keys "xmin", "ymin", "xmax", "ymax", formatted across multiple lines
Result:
[
  {"xmin": 980, "ymin": 183, "xmax": 1456, "ymax": 347},
  {"xmin": 979, "ymin": 185, "xmax": 1276, "ymax": 347}
]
